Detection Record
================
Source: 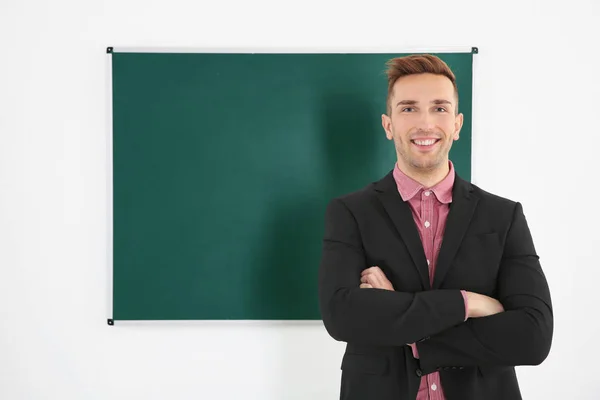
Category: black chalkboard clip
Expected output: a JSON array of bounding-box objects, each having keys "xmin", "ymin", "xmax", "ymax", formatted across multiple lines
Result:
[
  {"xmin": 107, "ymin": 47, "xmax": 113, "ymax": 54},
  {"xmin": 472, "ymin": 47, "xmax": 479, "ymax": 54},
  {"xmin": 107, "ymin": 319, "xmax": 114, "ymax": 326}
]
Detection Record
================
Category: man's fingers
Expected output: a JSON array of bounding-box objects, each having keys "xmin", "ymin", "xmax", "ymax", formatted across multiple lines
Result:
[
  {"xmin": 366, "ymin": 273, "xmax": 387, "ymax": 289},
  {"xmin": 371, "ymin": 268, "xmax": 387, "ymax": 282},
  {"xmin": 370, "ymin": 274, "xmax": 384, "ymax": 288},
  {"xmin": 362, "ymin": 267, "xmax": 387, "ymax": 286},
  {"xmin": 361, "ymin": 266, "xmax": 394, "ymax": 290},
  {"xmin": 360, "ymin": 283, "xmax": 373, "ymax": 289},
  {"xmin": 361, "ymin": 266, "xmax": 381, "ymax": 276}
]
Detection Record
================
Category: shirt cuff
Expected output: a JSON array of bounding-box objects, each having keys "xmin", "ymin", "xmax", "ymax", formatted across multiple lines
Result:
[
  {"xmin": 460, "ymin": 289, "xmax": 469, "ymax": 321},
  {"xmin": 409, "ymin": 342, "xmax": 419, "ymax": 359}
]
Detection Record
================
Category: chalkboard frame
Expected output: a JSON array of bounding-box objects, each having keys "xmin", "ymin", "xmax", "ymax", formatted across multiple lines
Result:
[{"xmin": 106, "ymin": 47, "xmax": 478, "ymax": 325}]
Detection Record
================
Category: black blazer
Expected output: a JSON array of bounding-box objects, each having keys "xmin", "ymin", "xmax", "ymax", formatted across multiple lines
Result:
[{"xmin": 318, "ymin": 170, "xmax": 553, "ymax": 400}]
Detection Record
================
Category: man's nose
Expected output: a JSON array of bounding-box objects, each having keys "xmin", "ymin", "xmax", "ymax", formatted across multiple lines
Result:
[{"xmin": 416, "ymin": 111, "xmax": 436, "ymax": 131}]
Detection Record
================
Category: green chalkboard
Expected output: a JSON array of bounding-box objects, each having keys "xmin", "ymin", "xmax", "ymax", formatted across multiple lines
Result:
[{"xmin": 110, "ymin": 50, "xmax": 474, "ymax": 321}]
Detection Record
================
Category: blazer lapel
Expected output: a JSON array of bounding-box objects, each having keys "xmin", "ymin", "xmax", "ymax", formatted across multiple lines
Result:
[
  {"xmin": 432, "ymin": 175, "xmax": 479, "ymax": 289},
  {"xmin": 374, "ymin": 171, "xmax": 430, "ymax": 290}
]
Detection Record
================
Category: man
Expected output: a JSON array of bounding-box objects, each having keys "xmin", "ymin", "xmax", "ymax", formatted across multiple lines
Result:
[{"xmin": 318, "ymin": 54, "xmax": 553, "ymax": 400}]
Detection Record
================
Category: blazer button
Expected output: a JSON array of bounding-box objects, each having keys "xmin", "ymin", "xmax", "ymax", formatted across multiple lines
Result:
[{"xmin": 416, "ymin": 369, "xmax": 423, "ymax": 377}]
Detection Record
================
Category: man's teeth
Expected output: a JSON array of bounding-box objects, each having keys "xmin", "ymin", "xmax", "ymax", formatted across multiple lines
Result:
[{"xmin": 413, "ymin": 139, "xmax": 437, "ymax": 146}]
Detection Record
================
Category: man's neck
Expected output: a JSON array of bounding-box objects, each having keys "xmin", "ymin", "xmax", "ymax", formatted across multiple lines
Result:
[{"xmin": 397, "ymin": 160, "xmax": 450, "ymax": 189}]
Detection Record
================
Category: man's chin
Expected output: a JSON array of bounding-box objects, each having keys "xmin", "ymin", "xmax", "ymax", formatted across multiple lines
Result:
[{"xmin": 409, "ymin": 158, "xmax": 444, "ymax": 172}]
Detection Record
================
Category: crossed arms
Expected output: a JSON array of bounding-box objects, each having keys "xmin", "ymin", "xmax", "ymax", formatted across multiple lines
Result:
[{"xmin": 318, "ymin": 198, "xmax": 553, "ymax": 371}]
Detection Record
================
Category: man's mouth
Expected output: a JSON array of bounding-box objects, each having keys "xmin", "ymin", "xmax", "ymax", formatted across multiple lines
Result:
[{"xmin": 411, "ymin": 138, "xmax": 441, "ymax": 150}]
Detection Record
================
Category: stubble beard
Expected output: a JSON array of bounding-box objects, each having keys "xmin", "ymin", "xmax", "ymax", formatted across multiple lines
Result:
[{"xmin": 395, "ymin": 137, "xmax": 449, "ymax": 173}]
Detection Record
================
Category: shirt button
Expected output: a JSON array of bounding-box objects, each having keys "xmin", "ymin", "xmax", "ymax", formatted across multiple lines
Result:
[
  {"xmin": 424, "ymin": 221, "xmax": 430, "ymax": 228},
  {"xmin": 424, "ymin": 191, "xmax": 431, "ymax": 196},
  {"xmin": 431, "ymin": 383, "xmax": 437, "ymax": 391},
  {"xmin": 427, "ymin": 259, "xmax": 430, "ymax": 265}
]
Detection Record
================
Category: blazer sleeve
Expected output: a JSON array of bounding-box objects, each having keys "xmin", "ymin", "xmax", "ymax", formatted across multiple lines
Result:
[
  {"xmin": 318, "ymin": 197, "xmax": 467, "ymax": 346},
  {"xmin": 416, "ymin": 202, "xmax": 553, "ymax": 371}
]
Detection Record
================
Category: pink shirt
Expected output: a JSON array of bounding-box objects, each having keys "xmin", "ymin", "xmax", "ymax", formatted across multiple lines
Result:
[{"xmin": 393, "ymin": 161, "xmax": 468, "ymax": 400}]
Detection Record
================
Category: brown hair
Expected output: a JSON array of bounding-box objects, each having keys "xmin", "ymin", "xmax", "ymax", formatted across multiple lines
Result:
[{"xmin": 385, "ymin": 54, "xmax": 458, "ymax": 115}]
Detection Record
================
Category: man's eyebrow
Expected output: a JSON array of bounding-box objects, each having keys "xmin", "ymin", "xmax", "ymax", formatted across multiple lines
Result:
[
  {"xmin": 395, "ymin": 100, "xmax": 418, "ymax": 107},
  {"xmin": 395, "ymin": 99, "xmax": 453, "ymax": 107}
]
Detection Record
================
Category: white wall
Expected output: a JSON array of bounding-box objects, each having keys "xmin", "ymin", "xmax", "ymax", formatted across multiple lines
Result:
[{"xmin": 1, "ymin": 0, "xmax": 598, "ymax": 399}]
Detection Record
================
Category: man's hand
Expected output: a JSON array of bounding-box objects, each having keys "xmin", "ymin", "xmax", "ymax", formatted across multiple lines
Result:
[
  {"xmin": 360, "ymin": 266, "xmax": 394, "ymax": 291},
  {"xmin": 465, "ymin": 291, "xmax": 505, "ymax": 318}
]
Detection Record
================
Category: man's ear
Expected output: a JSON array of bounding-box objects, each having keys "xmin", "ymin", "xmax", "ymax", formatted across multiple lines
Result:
[
  {"xmin": 453, "ymin": 112, "xmax": 464, "ymax": 140},
  {"xmin": 382, "ymin": 114, "xmax": 393, "ymax": 140}
]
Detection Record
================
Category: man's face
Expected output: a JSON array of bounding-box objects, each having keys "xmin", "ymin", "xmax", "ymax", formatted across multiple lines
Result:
[{"xmin": 381, "ymin": 73, "xmax": 463, "ymax": 173}]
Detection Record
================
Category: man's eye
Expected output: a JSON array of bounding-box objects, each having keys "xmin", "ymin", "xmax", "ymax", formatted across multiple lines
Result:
[
  {"xmin": 402, "ymin": 107, "xmax": 415, "ymax": 112},
  {"xmin": 435, "ymin": 107, "xmax": 447, "ymax": 112}
]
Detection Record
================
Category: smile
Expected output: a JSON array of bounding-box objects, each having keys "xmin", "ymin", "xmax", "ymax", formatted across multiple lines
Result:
[{"xmin": 411, "ymin": 139, "xmax": 441, "ymax": 149}]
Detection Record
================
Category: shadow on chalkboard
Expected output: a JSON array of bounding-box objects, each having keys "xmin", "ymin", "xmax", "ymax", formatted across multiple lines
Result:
[
  {"xmin": 249, "ymin": 93, "xmax": 380, "ymax": 319},
  {"xmin": 319, "ymin": 93, "xmax": 383, "ymax": 201},
  {"xmin": 249, "ymin": 93, "xmax": 381, "ymax": 393}
]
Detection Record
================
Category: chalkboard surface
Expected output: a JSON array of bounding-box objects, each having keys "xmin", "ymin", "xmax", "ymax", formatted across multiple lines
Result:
[{"xmin": 110, "ymin": 51, "xmax": 474, "ymax": 320}]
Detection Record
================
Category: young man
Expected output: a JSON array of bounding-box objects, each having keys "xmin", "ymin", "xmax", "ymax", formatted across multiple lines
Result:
[{"xmin": 318, "ymin": 54, "xmax": 553, "ymax": 400}]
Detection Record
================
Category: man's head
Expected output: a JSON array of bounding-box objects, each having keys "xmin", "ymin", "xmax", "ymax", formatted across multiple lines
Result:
[{"xmin": 381, "ymin": 54, "xmax": 463, "ymax": 179}]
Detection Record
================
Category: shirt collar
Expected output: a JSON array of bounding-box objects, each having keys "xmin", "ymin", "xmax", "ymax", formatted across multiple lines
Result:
[{"xmin": 392, "ymin": 160, "xmax": 455, "ymax": 204}]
